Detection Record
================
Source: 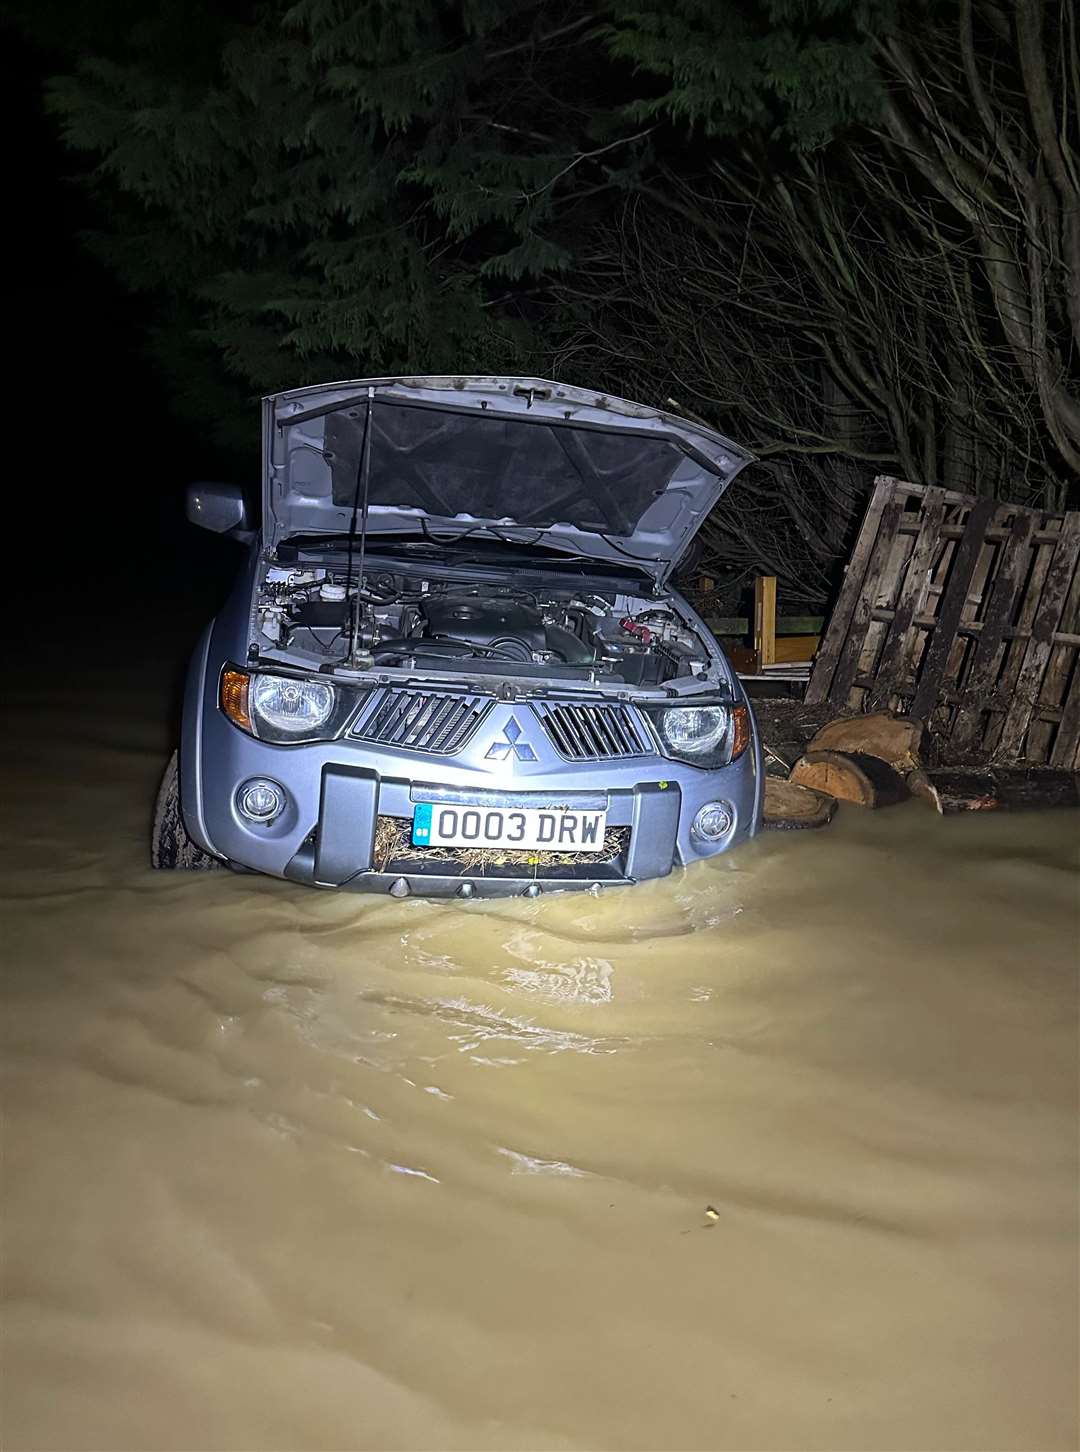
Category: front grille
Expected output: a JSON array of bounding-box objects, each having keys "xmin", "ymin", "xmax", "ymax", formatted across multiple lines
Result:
[
  {"xmin": 532, "ymin": 700, "xmax": 649, "ymax": 761},
  {"xmin": 351, "ymin": 688, "xmax": 493, "ymax": 754}
]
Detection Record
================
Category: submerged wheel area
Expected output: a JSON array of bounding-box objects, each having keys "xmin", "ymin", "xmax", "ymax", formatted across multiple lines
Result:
[{"xmin": 150, "ymin": 750, "xmax": 224, "ymax": 871}]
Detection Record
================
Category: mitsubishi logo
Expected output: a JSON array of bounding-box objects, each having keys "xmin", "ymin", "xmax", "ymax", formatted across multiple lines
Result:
[{"xmin": 485, "ymin": 715, "xmax": 537, "ymax": 762}]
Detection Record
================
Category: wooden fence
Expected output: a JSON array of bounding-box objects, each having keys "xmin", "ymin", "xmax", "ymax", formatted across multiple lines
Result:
[
  {"xmin": 805, "ymin": 476, "xmax": 1080, "ymax": 768},
  {"xmin": 712, "ymin": 579, "xmax": 821, "ymax": 677}
]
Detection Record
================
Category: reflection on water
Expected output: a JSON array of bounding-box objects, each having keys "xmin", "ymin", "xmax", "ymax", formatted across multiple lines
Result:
[{"xmin": 3, "ymin": 653, "xmax": 1078, "ymax": 1451}]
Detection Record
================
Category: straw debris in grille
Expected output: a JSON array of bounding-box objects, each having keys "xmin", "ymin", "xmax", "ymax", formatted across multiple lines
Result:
[{"xmin": 373, "ymin": 814, "xmax": 627, "ymax": 871}]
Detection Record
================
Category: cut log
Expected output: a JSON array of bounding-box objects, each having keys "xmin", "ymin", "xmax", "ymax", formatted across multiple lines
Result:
[
  {"xmin": 789, "ymin": 750, "xmax": 909, "ymax": 808},
  {"xmin": 806, "ymin": 713, "xmax": 924, "ymax": 773},
  {"xmin": 914, "ymin": 768, "xmax": 1080, "ymax": 815},
  {"xmin": 762, "ymin": 777, "xmax": 838, "ymax": 831}
]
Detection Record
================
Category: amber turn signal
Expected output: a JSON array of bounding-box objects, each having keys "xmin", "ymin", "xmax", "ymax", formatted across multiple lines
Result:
[
  {"xmin": 220, "ymin": 669, "xmax": 252, "ymax": 732},
  {"xmin": 730, "ymin": 704, "xmax": 751, "ymax": 761}
]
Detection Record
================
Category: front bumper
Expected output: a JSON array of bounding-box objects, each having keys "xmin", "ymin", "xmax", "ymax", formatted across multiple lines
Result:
[
  {"xmin": 181, "ymin": 628, "xmax": 763, "ymax": 896},
  {"xmin": 280, "ymin": 771, "xmax": 682, "ymax": 894},
  {"xmin": 284, "ymin": 869, "xmax": 617, "ymax": 898}
]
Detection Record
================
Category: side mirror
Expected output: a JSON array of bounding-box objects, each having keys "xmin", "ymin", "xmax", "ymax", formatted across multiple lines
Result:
[{"xmin": 186, "ymin": 481, "xmax": 253, "ymax": 540}]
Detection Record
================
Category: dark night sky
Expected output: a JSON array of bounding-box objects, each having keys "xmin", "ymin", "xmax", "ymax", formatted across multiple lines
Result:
[{"xmin": 6, "ymin": 30, "xmax": 239, "ymax": 651}]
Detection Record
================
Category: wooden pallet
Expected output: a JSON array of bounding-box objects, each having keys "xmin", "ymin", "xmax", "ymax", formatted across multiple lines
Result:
[{"xmin": 806, "ymin": 477, "xmax": 1080, "ymax": 768}]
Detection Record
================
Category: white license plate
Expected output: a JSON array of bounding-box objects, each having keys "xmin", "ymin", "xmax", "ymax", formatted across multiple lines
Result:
[{"xmin": 412, "ymin": 803, "xmax": 607, "ymax": 852}]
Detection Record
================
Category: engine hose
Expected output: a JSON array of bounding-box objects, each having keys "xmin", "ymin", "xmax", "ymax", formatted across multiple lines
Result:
[{"xmin": 371, "ymin": 637, "xmax": 519, "ymax": 662}]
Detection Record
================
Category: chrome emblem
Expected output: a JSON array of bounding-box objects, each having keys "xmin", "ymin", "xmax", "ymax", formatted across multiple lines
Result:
[{"xmin": 485, "ymin": 716, "xmax": 537, "ymax": 762}]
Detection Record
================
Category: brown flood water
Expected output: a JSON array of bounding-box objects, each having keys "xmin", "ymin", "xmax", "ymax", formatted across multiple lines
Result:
[{"xmin": 3, "ymin": 646, "xmax": 1079, "ymax": 1452}]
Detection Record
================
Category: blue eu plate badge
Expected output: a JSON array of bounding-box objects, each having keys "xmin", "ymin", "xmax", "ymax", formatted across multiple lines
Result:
[{"xmin": 412, "ymin": 803, "xmax": 434, "ymax": 845}]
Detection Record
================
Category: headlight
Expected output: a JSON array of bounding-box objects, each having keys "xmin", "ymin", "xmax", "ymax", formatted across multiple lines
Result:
[
  {"xmin": 221, "ymin": 668, "xmax": 343, "ymax": 743},
  {"xmin": 660, "ymin": 706, "xmax": 729, "ymax": 755},
  {"xmin": 252, "ymin": 674, "xmax": 335, "ymax": 736},
  {"xmin": 645, "ymin": 702, "xmax": 751, "ymax": 768}
]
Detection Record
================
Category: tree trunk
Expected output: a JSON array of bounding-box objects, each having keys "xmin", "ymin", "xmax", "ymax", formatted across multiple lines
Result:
[
  {"xmin": 806, "ymin": 713, "xmax": 924, "ymax": 773},
  {"xmin": 943, "ymin": 348, "xmax": 976, "ymax": 495},
  {"xmin": 763, "ymin": 777, "xmax": 839, "ymax": 830},
  {"xmin": 790, "ymin": 749, "xmax": 910, "ymax": 806},
  {"xmin": 908, "ymin": 768, "xmax": 1080, "ymax": 814}
]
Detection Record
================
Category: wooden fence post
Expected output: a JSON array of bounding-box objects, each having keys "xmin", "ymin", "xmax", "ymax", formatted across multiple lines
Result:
[{"xmin": 754, "ymin": 576, "xmax": 777, "ymax": 669}]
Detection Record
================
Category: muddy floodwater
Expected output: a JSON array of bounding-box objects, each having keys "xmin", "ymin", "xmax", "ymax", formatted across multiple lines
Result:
[{"xmin": 3, "ymin": 637, "xmax": 1078, "ymax": 1452}]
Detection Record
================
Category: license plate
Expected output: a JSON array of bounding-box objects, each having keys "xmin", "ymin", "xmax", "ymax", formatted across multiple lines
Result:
[{"xmin": 412, "ymin": 803, "xmax": 607, "ymax": 852}]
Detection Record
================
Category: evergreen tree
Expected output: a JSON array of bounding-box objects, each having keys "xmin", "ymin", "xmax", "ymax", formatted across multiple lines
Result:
[{"xmin": 31, "ymin": 0, "xmax": 890, "ymax": 441}]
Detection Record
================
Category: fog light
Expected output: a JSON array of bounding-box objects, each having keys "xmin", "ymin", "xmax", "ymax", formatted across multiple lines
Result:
[
  {"xmin": 692, "ymin": 800, "xmax": 734, "ymax": 841},
  {"xmin": 237, "ymin": 778, "xmax": 284, "ymax": 823}
]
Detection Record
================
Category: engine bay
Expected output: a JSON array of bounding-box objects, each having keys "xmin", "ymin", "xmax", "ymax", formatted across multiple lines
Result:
[{"xmin": 253, "ymin": 562, "xmax": 720, "ymax": 689}]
